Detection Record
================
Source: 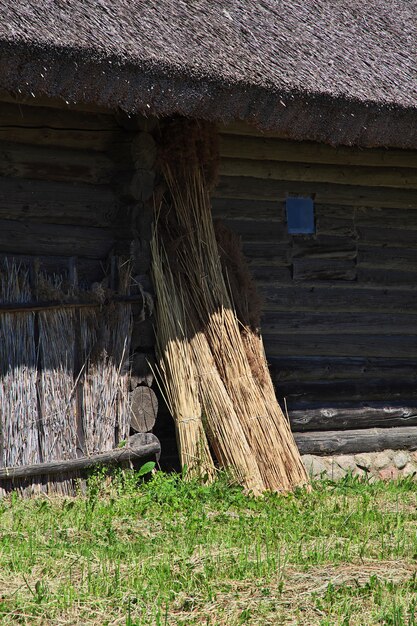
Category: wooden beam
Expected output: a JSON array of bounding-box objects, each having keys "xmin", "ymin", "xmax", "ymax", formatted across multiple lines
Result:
[
  {"xmin": 294, "ymin": 426, "xmax": 417, "ymax": 456},
  {"xmin": 214, "ymin": 177, "xmax": 417, "ymax": 208},
  {"xmin": 0, "ymin": 294, "xmax": 144, "ymax": 314},
  {"xmin": 290, "ymin": 405, "xmax": 417, "ymax": 432},
  {"xmin": 0, "ymin": 433, "xmax": 160, "ymax": 481},
  {"xmin": 218, "ymin": 133, "xmax": 417, "ymax": 169}
]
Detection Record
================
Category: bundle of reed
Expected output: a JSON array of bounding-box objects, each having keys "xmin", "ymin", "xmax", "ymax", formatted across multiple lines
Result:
[
  {"xmin": 38, "ymin": 275, "xmax": 77, "ymax": 467},
  {"xmin": 215, "ymin": 222, "xmax": 310, "ymax": 489},
  {"xmin": 161, "ymin": 164, "xmax": 309, "ymax": 493},
  {"xmin": 151, "ymin": 234, "xmax": 215, "ymax": 481},
  {"xmin": 0, "ymin": 261, "xmax": 40, "ymax": 471},
  {"xmin": 81, "ymin": 262, "xmax": 132, "ymax": 454}
]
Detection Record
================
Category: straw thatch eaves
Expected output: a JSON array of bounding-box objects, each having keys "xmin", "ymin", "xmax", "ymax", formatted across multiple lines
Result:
[{"xmin": 1, "ymin": 1, "xmax": 416, "ymax": 148}]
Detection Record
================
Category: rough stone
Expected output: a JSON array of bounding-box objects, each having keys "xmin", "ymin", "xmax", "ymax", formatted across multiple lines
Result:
[
  {"xmin": 379, "ymin": 466, "xmax": 399, "ymax": 480},
  {"xmin": 354, "ymin": 453, "xmax": 373, "ymax": 470},
  {"xmin": 410, "ymin": 451, "xmax": 417, "ymax": 463},
  {"xmin": 373, "ymin": 452, "xmax": 393, "ymax": 470},
  {"xmin": 392, "ymin": 451, "xmax": 410, "ymax": 470},
  {"xmin": 329, "ymin": 462, "xmax": 346, "ymax": 481},
  {"xmin": 402, "ymin": 463, "xmax": 417, "ymax": 478},
  {"xmin": 334, "ymin": 455, "xmax": 357, "ymax": 472},
  {"xmin": 302, "ymin": 455, "xmax": 329, "ymax": 478}
]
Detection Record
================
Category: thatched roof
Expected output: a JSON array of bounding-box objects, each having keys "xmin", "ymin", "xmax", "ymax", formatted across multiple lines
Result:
[{"xmin": 1, "ymin": 1, "xmax": 417, "ymax": 147}]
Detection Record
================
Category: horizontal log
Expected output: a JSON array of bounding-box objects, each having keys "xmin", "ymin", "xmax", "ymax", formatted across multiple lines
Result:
[
  {"xmin": 218, "ymin": 130, "xmax": 417, "ymax": 169},
  {"xmin": 0, "ymin": 433, "xmax": 160, "ymax": 481},
  {"xmin": 0, "ymin": 294, "xmax": 142, "ymax": 314},
  {"xmin": 261, "ymin": 311, "xmax": 417, "ymax": 335},
  {"xmin": 358, "ymin": 245, "xmax": 417, "ymax": 269},
  {"xmin": 0, "ymin": 126, "xmax": 127, "ymax": 152},
  {"xmin": 0, "ymin": 177, "xmax": 119, "ymax": 226},
  {"xmin": 290, "ymin": 405, "xmax": 417, "ymax": 432},
  {"xmin": 292, "ymin": 235, "xmax": 357, "ymax": 259},
  {"xmin": 269, "ymin": 356, "xmax": 417, "ymax": 382},
  {"xmin": 358, "ymin": 268, "xmax": 417, "ymax": 285},
  {"xmin": 260, "ymin": 284, "xmax": 417, "ymax": 313},
  {"xmin": 220, "ymin": 158, "xmax": 417, "ymax": 190},
  {"xmin": 292, "ymin": 258, "xmax": 357, "ymax": 281},
  {"xmin": 0, "ymin": 101, "xmax": 121, "ymax": 130},
  {"xmin": 0, "ymin": 218, "xmax": 114, "ymax": 259},
  {"xmin": 0, "ymin": 141, "xmax": 125, "ymax": 184},
  {"xmin": 294, "ymin": 426, "xmax": 417, "ymax": 456},
  {"xmin": 263, "ymin": 333, "xmax": 417, "ymax": 358},
  {"xmin": 214, "ymin": 177, "xmax": 417, "ymax": 209}
]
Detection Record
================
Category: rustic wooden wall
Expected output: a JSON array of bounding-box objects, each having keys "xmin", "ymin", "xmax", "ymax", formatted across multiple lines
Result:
[
  {"xmin": 0, "ymin": 97, "xmax": 159, "ymax": 460},
  {"xmin": 213, "ymin": 122, "xmax": 417, "ymax": 452}
]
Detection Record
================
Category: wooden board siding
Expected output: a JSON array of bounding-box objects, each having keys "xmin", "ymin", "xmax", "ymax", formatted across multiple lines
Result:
[
  {"xmin": 0, "ymin": 100, "xmax": 135, "ymax": 280},
  {"xmin": 213, "ymin": 125, "xmax": 417, "ymax": 432}
]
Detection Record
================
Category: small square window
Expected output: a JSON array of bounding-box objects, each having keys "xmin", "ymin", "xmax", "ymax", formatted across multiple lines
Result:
[{"xmin": 285, "ymin": 197, "xmax": 315, "ymax": 234}]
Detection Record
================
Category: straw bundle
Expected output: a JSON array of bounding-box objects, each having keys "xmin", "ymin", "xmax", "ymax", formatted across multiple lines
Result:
[
  {"xmin": 38, "ymin": 276, "xmax": 77, "ymax": 464},
  {"xmin": 215, "ymin": 222, "xmax": 310, "ymax": 489},
  {"xmin": 81, "ymin": 263, "xmax": 132, "ymax": 454},
  {"xmin": 151, "ymin": 235, "xmax": 215, "ymax": 481},
  {"xmin": 158, "ymin": 163, "xmax": 309, "ymax": 493},
  {"xmin": 0, "ymin": 261, "xmax": 39, "ymax": 470}
]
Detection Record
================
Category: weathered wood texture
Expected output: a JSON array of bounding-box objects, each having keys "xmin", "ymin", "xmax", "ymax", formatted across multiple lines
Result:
[
  {"xmin": 0, "ymin": 433, "xmax": 160, "ymax": 481},
  {"xmin": 294, "ymin": 427, "xmax": 417, "ymax": 456},
  {"xmin": 213, "ymin": 130, "xmax": 417, "ymax": 438}
]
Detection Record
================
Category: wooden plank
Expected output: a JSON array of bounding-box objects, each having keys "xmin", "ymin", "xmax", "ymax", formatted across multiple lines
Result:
[
  {"xmin": 357, "ymin": 268, "xmax": 417, "ymax": 285},
  {"xmin": 0, "ymin": 100, "xmax": 120, "ymax": 130},
  {"xmin": 269, "ymin": 356, "xmax": 417, "ymax": 383},
  {"xmin": 0, "ymin": 294, "xmax": 145, "ymax": 314},
  {"xmin": 219, "ymin": 129, "xmax": 417, "ymax": 168},
  {"xmin": 290, "ymin": 405, "xmax": 417, "ymax": 432},
  {"xmin": 0, "ymin": 126, "xmax": 126, "ymax": 152},
  {"xmin": 220, "ymin": 158, "xmax": 417, "ymax": 190},
  {"xmin": 0, "ymin": 253, "xmax": 105, "ymax": 284},
  {"xmin": 0, "ymin": 142, "xmax": 123, "ymax": 184},
  {"xmin": 357, "ymin": 226, "xmax": 417, "ymax": 246},
  {"xmin": 358, "ymin": 245, "xmax": 417, "ymax": 269},
  {"xmin": 0, "ymin": 219, "xmax": 114, "ymax": 259},
  {"xmin": 218, "ymin": 217, "xmax": 290, "ymax": 242},
  {"xmin": 261, "ymin": 311, "xmax": 417, "ymax": 335},
  {"xmin": 260, "ymin": 284, "xmax": 417, "ymax": 313},
  {"xmin": 0, "ymin": 433, "xmax": 160, "ymax": 481},
  {"xmin": 294, "ymin": 426, "xmax": 417, "ymax": 456},
  {"xmin": 292, "ymin": 258, "xmax": 357, "ymax": 281},
  {"xmin": 292, "ymin": 235, "xmax": 357, "ymax": 260},
  {"xmin": 0, "ymin": 177, "xmax": 118, "ymax": 226},
  {"xmin": 263, "ymin": 333, "xmax": 417, "ymax": 358},
  {"xmin": 214, "ymin": 177, "xmax": 417, "ymax": 208}
]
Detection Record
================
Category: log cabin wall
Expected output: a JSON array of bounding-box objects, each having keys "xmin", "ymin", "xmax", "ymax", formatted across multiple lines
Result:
[
  {"xmin": 0, "ymin": 97, "xmax": 159, "ymax": 475},
  {"xmin": 212, "ymin": 122, "xmax": 417, "ymax": 455}
]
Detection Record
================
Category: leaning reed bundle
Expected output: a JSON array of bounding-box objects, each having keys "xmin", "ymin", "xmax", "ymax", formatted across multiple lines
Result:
[
  {"xmin": 151, "ymin": 234, "xmax": 215, "ymax": 481},
  {"xmin": 163, "ymin": 164, "xmax": 309, "ymax": 493},
  {"xmin": 215, "ymin": 223, "xmax": 310, "ymax": 489},
  {"xmin": 0, "ymin": 261, "xmax": 39, "ymax": 471}
]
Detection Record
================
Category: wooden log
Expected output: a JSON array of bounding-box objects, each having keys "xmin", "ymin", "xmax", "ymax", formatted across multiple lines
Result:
[
  {"xmin": 292, "ymin": 235, "xmax": 357, "ymax": 260},
  {"xmin": 214, "ymin": 177, "xmax": 417, "ymax": 209},
  {"xmin": 292, "ymin": 258, "xmax": 357, "ymax": 281},
  {"xmin": 289, "ymin": 405, "xmax": 417, "ymax": 432},
  {"xmin": 263, "ymin": 333, "xmax": 417, "ymax": 358},
  {"xmin": 260, "ymin": 284, "xmax": 417, "ymax": 313},
  {"xmin": 0, "ymin": 177, "xmax": 118, "ymax": 226},
  {"xmin": 269, "ymin": 356, "xmax": 417, "ymax": 383},
  {"xmin": 129, "ymin": 387, "xmax": 158, "ymax": 433},
  {"xmin": 220, "ymin": 158, "xmax": 417, "ymax": 190},
  {"xmin": 261, "ymin": 311, "xmax": 417, "ymax": 335},
  {"xmin": 0, "ymin": 218, "xmax": 113, "ymax": 259},
  {"xmin": 130, "ymin": 353, "xmax": 154, "ymax": 389},
  {"xmin": 0, "ymin": 100, "xmax": 120, "ymax": 129},
  {"xmin": 294, "ymin": 426, "xmax": 417, "ymax": 456},
  {"xmin": 0, "ymin": 294, "xmax": 145, "ymax": 314},
  {"xmin": 0, "ymin": 433, "xmax": 160, "ymax": 481},
  {"xmin": 0, "ymin": 141, "xmax": 125, "ymax": 184},
  {"xmin": 218, "ymin": 130, "xmax": 417, "ymax": 169}
]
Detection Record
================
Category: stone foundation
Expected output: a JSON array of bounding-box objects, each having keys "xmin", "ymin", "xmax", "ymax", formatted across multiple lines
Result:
[{"xmin": 302, "ymin": 450, "xmax": 417, "ymax": 481}]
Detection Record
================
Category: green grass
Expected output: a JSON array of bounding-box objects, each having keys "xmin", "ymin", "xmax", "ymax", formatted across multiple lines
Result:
[{"xmin": 1, "ymin": 470, "xmax": 417, "ymax": 625}]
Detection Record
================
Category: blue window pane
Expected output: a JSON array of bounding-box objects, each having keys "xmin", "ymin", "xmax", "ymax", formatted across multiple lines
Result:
[{"xmin": 286, "ymin": 197, "xmax": 315, "ymax": 234}]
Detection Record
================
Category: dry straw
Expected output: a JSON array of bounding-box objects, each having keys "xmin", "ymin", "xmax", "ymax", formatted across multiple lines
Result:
[
  {"xmin": 158, "ymin": 162, "xmax": 309, "ymax": 493},
  {"xmin": 151, "ymin": 234, "xmax": 215, "ymax": 482}
]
